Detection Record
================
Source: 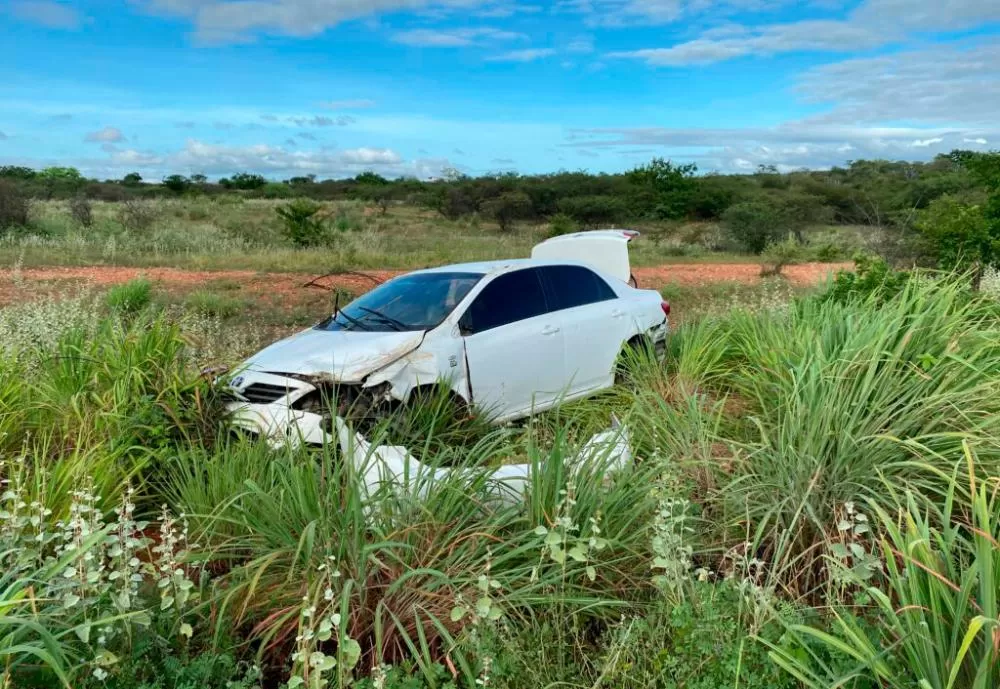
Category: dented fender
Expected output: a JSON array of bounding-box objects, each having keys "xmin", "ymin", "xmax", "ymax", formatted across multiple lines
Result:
[{"xmin": 362, "ymin": 328, "xmax": 470, "ymax": 404}]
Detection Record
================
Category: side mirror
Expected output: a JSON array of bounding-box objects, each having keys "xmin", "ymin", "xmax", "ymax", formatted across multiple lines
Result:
[{"xmin": 458, "ymin": 314, "xmax": 474, "ymax": 336}]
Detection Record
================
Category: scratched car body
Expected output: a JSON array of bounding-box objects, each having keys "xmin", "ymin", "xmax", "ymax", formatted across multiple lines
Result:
[{"xmin": 224, "ymin": 231, "xmax": 669, "ymax": 446}]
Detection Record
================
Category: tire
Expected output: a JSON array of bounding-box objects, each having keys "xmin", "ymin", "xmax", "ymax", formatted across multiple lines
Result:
[{"xmin": 615, "ymin": 337, "xmax": 645, "ymax": 385}]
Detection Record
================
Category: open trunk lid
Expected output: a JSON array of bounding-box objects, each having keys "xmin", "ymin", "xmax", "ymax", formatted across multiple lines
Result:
[{"xmin": 530, "ymin": 229, "xmax": 639, "ymax": 284}]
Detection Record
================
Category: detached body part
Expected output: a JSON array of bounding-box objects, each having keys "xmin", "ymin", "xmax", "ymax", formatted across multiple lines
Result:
[
  {"xmin": 224, "ymin": 231, "xmax": 668, "ymax": 446},
  {"xmin": 335, "ymin": 415, "xmax": 632, "ymax": 507}
]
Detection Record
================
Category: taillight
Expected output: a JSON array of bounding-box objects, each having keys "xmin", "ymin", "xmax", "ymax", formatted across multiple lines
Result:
[{"xmin": 661, "ymin": 301, "xmax": 671, "ymax": 317}]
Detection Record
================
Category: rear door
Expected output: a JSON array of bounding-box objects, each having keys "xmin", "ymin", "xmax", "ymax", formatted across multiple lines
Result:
[
  {"xmin": 538, "ymin": 265, "xmax": 630, "ymax": 394},
  {"xmin": 458, "ymin": 268, "xmax": 567, "ymax": 419}
]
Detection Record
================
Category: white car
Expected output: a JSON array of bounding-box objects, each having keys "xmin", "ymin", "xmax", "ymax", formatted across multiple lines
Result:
[{"xmin": 224, "ymin": 230, "xmax": 669, "ymax": 445}]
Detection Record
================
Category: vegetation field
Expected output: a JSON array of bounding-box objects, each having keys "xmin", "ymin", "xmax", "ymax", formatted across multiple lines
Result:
[{"xmin": 2, "ymin": 150, "xmax": 1000, "ymax": 689}]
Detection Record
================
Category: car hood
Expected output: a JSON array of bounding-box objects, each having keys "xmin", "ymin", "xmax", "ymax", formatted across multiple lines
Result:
[{"xmin": 239, "ymin": 328, "xmax": 426, "ymax": 381}]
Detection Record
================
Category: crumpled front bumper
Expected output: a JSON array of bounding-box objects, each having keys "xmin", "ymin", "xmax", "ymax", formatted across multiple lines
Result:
[{"xmin": 225, "ymin": 400, "xmax": 331, "ymax": 448}]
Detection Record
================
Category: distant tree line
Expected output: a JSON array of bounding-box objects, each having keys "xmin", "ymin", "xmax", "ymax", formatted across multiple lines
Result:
[{"xmin": 1, "ymin": 152, "xmax": 996, "ymax": 258}]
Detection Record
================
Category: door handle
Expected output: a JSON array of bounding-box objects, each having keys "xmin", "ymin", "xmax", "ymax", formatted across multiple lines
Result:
[
  {"xmin": 542, "ymin": 325, "xmax": 560, "ymax": 336},
  {"xmin": 611, "ymin": 310, "xmax": 626, "ymax": 319}
]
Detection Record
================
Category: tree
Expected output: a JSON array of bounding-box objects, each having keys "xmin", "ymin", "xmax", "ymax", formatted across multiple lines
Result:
[
  {"xmin": 481, "ymin": 191, "xmax": 532, "ymax": 233},
  {"xmin": 627, "ymin": 157, "xmax": 697, "ymax": 219},
  {"xmin": 556, "ymin": 195, "xmax": 627, "ymax": 228},
  {"xmin": 354, "ymin": 171, "xmax": 388, "ymax": 186},
  {"xmin": 122, "ymin": 172, "xmax": 143, "ymax": 186},
  {"xmin": 722, "ymin": 200, "xmax": 785, "ymax": 254},
  {"xmin": 276, "ymin": 199, "xmax": 327, "ymax": 247},
  {"xmin": 229, "ymin": 172, "xmax": 267, "ymax": 190},
  {"xmin": 915, "ymin": 195, "xmax": 994, "ymax": 287},
  {"xmin": 189, "ymin": 173, "xmax": 207, "ymax": 185},
  {"xmin": 0, "ymin": 166, "xmax": 36, "ymax": 180},
  {"xmin": 163, "ymin": 174, "xmax": 190, "ymax": 194}
]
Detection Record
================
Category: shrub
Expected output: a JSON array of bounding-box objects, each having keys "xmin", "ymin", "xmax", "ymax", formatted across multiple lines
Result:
[
  {"xmin": 819, "ymin": 253, "xmax": 911, "ymax": 305},
  {"xmin": 106, "ymin": 278, "xmax": 153, "ymax": 315},
  {"xmin": 481, "ymin": 191, "xmax": 533, "ymax": 233},
  {"xmin": 546, "ymin": 212, "xmax": 578, "ymax": 238},
  {"xmin": 915, "ymin": 194, "xmax": 995, "ymax": 287},
  {"xmin": 759, "ymin": 235, "xmax": 805, "ymax": 277},
  {"xmin": 276, "ymin": 198, "xmax": 327, "ymax": 246},
  {"xmin": 556, "ymin": 195, "xmax": 627, "ymax": 228},
  {"xmin": 722, "ymin": 200, "xmax": 784, "ymax": 253},
  {"xmin": 117, "ymin": 199, "xmax": 156, "ymax": 232},
  {"xmin": 162, "ymin": 174, "xmax": 190, "ymax": 194},
  {"xmin": 69, "ymin": 195, "xmax": 93, "ymax": 227},
  {"xmin": 0, "ymin": 179, "xmax": 31, "ymax": 229}
]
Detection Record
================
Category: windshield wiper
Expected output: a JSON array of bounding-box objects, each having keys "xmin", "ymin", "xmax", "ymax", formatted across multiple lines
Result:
[
  {"xmin": 334, "ymin": 310, "xmax": 369, "ymax": 331},
  {"xmin": 356, "ymin": 306, "xmax": 408, "ymax": 332}
]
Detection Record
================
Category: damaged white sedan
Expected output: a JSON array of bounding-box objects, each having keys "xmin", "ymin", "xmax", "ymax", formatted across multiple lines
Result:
[{"xmin": 224, "ymin": 231, "xmax": 669, "ymax": 446}]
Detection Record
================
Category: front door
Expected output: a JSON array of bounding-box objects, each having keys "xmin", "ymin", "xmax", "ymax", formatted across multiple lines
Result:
[{"xmin": 459, "ymin": 268, "xmax": 567, "ymax": 420}]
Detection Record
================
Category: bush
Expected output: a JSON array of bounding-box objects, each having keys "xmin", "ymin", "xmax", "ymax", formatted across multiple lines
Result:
[
  {"xmin": 556, "ymin": 195, "xmax": 627, "ymax": 228},
  {"xmin": 546, "ymin": 212, "xmax": 578, "ymax": 238},
  {"xmin": 106, "ymin": 278, "xmax": 153, "ymax": 315},
  {"xmin": 759, "ymin": 235, "xmax": 805, "ymax": 277},
  {"xmin": 69, "ymin": 195, "xmax": 93, "ymax": 227},
  {"xmin": 819, "ymin": 253, "xmax": 911, "ymax": 305},
  {"xmin": 117, "ymin": 199, "xmax": 156, "ymax": 232},
  {"xmin": 722, "ymin": 200, "xmax": 784, "ymax": 253},
  {"xmin": 276, "ymin": 198, "xmax": 327, "ymax": 246},
  {"xmin": 0, "ymin": 179, "xmax": 31, "ymax": 229},
  {"xmin": 481, "ymin": 191, "xmax": 533, "ymax": 233}
]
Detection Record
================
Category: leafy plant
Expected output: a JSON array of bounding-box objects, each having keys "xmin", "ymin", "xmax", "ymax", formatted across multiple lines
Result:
[
  {"xmin": 106, "ymin": 279, "xmax": 153, "ymax": 315},
  {"xmin": 277, "ymin": 199, "xmax": 328, "ymax": 247},
  {"xmin": 768, "ymin": 446, "xmax": 1000, "ymax": 689}
]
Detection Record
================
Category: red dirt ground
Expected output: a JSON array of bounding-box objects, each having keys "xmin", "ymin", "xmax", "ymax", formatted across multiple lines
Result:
[{"xmin": 0, "ymin": 262, "xmax": 850, "ymax": 306}]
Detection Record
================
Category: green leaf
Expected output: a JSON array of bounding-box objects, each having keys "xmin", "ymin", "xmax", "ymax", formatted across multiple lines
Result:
[
  {"xmin": 450, "ymin": 606, "xmax": 467, "ymax": 622},
  {"xmin": 533, "ymin": 525, "xmax": 548, "ymax": 536},
  {"xmin": 179, "ymin": 623, "xmax": 193, "ymax": 638},
  {"xmin": 63, "ymin": 593, "xmax": 80, "ymax": 608},
  {"xmin": 487, "ymin": 606, "xmax": 503, "ymax": 621},
  {"xmin": 161, "ymin": 595, "xmax": 174, "ymax": 611},
  {"xmin": 74, "ymin": 623, "xmax": 91, "ymax": 643},
  {"xmin": 549, "ymin": 547, "xmax": 566, "ymax": 564},
  {"xmin": 568, "ymin": 545, "xmax": 587, "ymax": 562},
  {"xmin": 341, "ymin": 639, "xmax": 362, "ymax": 670},
  {"xmin": 829, "ymin": 543, "xmax": 850, "ymax": 559},
  {"xmin": 475, "ymin": 596, "xmax": 492, "ymax": 618},
  {"xmin": 586, "ymin": 566, "xmax": 597, "ymax": 582},
  {"xmin": 287, "ymin": 676, "xmax": 305, "ymax": 688},
  {"xmin": 544, "ymin": 531, "xmax": 563, "ymax": 547}
]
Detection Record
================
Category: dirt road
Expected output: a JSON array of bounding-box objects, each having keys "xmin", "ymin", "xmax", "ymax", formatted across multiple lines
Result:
[{"xmin": 0, "ymin": 262, "xmax": 848, "ymax": 304}]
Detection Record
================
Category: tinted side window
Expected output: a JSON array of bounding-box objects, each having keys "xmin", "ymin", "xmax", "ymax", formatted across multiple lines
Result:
[
  {"xmin": 540, "ymin": 265, "xmax": 617, "ymax": 312},
  {"xmin": 461, "ymin": 269, "xmax": 547, "ymax": 333}
]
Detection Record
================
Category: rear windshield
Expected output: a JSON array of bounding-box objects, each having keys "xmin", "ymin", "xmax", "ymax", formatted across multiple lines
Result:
[{"xmin": 315, "ymin": 272, "xmax": 482, "ymax": 333}]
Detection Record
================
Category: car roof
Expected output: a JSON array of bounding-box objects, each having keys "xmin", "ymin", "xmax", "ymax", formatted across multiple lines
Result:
[{"xmin": 410, "ymin": 258, "xmax": 599, "ymax": 277}]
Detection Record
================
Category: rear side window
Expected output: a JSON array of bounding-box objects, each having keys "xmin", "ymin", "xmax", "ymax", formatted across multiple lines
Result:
[
  {"xmin": 461, "ymin": 268, "xmax": 547, "ymax": 333},
  {"xmin": 539, "ymin": 265, "xmax": 617, "ymax": 312}
]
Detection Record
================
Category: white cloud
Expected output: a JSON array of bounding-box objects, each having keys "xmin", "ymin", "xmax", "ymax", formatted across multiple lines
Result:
[
  {"xmin": 141, "ymin": 0, "xmax": 498, "ymax": 42},
  {"xmin": 84, "ymin": 127, "xmax": 125, "ymax": 143},
  {"xmin": 911, "ymin": 137, "xmax": 943, "ymax": 147},
  {"xmin": 487, "ymin": 47, "xmax": 556, "ymax": 62},
  {"xmin": 392, "ymin": 27, "xmax": 525, "ymax": 47},
  {"xmin": 99, "ymin": 138, "xmax": 453, "ymax": 179},
  {"xmin": 11, "ymin": 1, "xmax": 82, "ymax": 29},
  {"xmin": 605, "ymin": 0, "xmax": 1000, "ymax": 66},
  {"xmin": 320, "ymin": 99, "xmax": 377, "ymax": 109},
  {"xmin": 965, "ymin": 138, "xmax": 989, "ymax": 145},
  {"xmin": 287, "ymin": 115, "xmax": 356, "ymax": 127}
]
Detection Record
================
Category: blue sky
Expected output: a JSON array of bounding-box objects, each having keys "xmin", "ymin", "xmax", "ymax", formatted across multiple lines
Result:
[{"xmin": 1, "ymin": 0, "xmax": 998, "ymax": 180}]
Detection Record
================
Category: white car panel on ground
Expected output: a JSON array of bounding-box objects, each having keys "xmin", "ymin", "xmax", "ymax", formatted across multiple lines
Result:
[{"xmin": 224, "ymin": 232, "xmax": 668, "ymax": 446}]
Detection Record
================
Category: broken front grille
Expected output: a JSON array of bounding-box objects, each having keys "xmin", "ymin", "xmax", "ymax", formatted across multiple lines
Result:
[{"xmin": 240, "ymin": 382, "xmax": 296, "ymax": 404}]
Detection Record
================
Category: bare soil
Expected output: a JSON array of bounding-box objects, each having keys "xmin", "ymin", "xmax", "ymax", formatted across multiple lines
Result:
[{"xmin": 0, "ymin": 262, "xmax": 849, "ymax": 307}]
